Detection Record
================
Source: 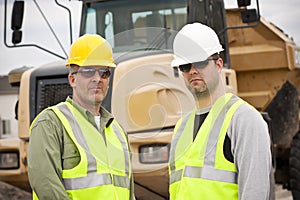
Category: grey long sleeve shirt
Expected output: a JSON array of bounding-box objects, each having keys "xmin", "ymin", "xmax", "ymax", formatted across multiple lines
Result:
[{"xmin": 228, "ymin": 103, "xmax": 272, "ymax": 200}]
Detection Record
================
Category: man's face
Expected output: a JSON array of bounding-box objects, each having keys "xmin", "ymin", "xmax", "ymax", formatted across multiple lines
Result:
[
  {"xmin": 180, "ymin": 58, "xmax": 223, "ymax": 97},
  {"xmin": 69, "ymin": 66, "xmax": 111, "ymax": 108}
]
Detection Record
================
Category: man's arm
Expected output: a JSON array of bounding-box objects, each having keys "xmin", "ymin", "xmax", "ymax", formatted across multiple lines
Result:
[
  {"xmin": 28, "ymin": 111, "xmax": 70, "ymax": 200},
  {"xmin": 229, "ymin": 104, "xmax": 272, "ymax": 200}
]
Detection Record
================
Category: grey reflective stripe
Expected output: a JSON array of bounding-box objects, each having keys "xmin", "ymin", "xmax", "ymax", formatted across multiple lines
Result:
[
  {"xmin": 64, "ymin": 173, "xmax": 112, "ymax": 190},
  {"xmin": 58, "ymin": 104, "xmax": 97, "ymax": 173},
  {"xmin": 184, "ymin": 166, "xmax": 237, "ymax": 184},
  {"xmin": 111, "ymin": 124, "xmax": 130, "ymax": 178},
  {"xmin": 63, "ymin": 173, "xmax": 130, "ymax": 190},
  {"xmin": 204, "ymin": 95, "xmax": 240, "ymax": 167},
  {"xmin": 113, "ymin": 174, "xmax": 130, "ymax": 189},
  {"xmin": 169, "ymin": 113, "xmax": 192, "ymax": 172},
  {"xmin": 170, "ymin": 169, "xmax": 183, "ymax": 184},
  {"xmin": 169, "ymin": 166, "xmax": 237, "ymax": 184},
  {"xmin": 169, "ymin": 95, "xmax": 241, "ymax": 184}
]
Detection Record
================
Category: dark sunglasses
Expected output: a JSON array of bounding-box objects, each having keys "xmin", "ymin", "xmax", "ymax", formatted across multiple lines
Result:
[
  {"xmin": 178, "ymin": 58, "xmax": 218, "ymax": 73},
  {"xmin": 72, "ymin": 68, "xmax": 111, "ymax": 79}
]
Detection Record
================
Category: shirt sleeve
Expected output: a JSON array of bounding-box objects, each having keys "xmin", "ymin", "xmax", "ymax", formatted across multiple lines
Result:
[
  {"xmin": 228, "ymin": 104, "xmax": 272, "ymax": 200},
  {"xmin": 28, "ymin": 110, "xmax": 70, "ymax": 200}
]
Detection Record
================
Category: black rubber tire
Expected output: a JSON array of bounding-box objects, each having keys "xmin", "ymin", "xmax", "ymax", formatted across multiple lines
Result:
[{"xmin": 289, "ymin": 130, "xmax": 300, "ymax": 200}]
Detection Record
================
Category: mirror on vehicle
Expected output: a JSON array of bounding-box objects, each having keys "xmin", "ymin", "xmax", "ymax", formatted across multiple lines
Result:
[
  {"xmin": 11, "ymin": 1, "xmax": 24, "ymax": 44},
  {"xmin": 241, "ymin": 9, "xmax": 259, "ymax": 23},
  {"xmin": 237, "ymin": 0, "xmax": 251, "ymax": 7}
]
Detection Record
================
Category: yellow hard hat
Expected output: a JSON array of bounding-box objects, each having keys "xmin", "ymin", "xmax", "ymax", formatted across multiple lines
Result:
[{"xmin": 66, "ymin": 34, "xmax": 116, "ymax": 68}]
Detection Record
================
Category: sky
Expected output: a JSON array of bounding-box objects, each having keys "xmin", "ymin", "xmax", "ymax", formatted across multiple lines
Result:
[{"xmin": 0, "ymin": 0, "xmax": 300, "ymax": 76}]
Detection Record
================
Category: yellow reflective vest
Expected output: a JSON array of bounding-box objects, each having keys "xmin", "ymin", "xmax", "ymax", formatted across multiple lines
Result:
[
  {"xmin": 169, "ymin": 93, "xmax": 246, "ymax": 200},
  {"xmin": 32, "ymin": 102, "xmax": 132, "ymax": 200}
]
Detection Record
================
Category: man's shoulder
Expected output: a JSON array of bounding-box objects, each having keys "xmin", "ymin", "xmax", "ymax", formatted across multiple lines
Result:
[
  {"xmin": 31, "ymin": 107, "xmax": 61, "ymax": 127},
  {"xmin": 233, "ymin": 103, "xmax": 267, "ymax": 126},
  {"xmin": 235, "ymin": 102, "xmax": 260, "ymax": 116}
]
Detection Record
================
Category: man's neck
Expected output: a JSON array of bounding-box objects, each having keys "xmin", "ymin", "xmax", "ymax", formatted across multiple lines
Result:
[
  {"xmin": 72, "ymin": 97, "xmax": 101, "ymax": 116},
  {"xmin": 195, "ymin": 89, "xmax": 225, "ymax": 109},
  {"xmin": 85, "ymin": 104, "xmax": 101, "ymax": 116},
  {"xmin": 196, "ymin": 97, "xmax": 212, "ymax": 109}
]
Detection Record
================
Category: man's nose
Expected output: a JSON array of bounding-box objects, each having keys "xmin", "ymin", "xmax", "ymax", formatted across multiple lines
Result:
[
  {"xmin": 92, "ymin": 70, "xmax": 103, "ymax": 81},
  {"xmin": 189, "ymin": 65, "xmax": 199, "ymax": 74}
]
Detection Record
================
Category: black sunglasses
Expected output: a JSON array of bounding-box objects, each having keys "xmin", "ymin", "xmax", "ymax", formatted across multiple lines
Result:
[
  {"xmin": 72, "ymin": 68, "xmax": 111, "ymax": 79},
  {"xmin": 178, "ymin": 58, "xmax": 218, "ymax": 73}
]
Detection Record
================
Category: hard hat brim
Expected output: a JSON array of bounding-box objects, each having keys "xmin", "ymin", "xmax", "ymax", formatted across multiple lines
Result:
[{"xmin": 66, "ymin": 61, "xmax": 116, "ymax": 68}]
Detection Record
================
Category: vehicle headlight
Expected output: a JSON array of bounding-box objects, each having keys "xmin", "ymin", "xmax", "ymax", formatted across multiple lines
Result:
[
  {"xmin": 0, "ymin": 151, "xmax": 19, "ymax": 169},
  {"xmin": 139, "ymin": 144, "xmax": 169, "ymax": 164}
]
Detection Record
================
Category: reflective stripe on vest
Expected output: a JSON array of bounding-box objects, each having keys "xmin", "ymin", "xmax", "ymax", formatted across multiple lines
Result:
[
  {"xmin": 169, "ymin": 94, "xmax": 245, "ymax": 184},
  {"xmin": 170, "ymin": 166, "xmax": 237, "ymax": 184},
  {"xmin": 56, "ymin": 103, "xmax": 131, "ymax": 190}
]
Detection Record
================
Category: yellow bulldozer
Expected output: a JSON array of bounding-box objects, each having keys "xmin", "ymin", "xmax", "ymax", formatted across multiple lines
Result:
[{"xmin": 2, "ymin": 0, "xmax": 300, "ymax": 199}]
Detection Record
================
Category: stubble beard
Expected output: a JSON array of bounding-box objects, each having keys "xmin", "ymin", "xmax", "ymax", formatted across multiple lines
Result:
[
  {"xmin": 92, "ymin": 91, "xmax": 105, "ymax": 106},
  {"xmin": 188, "ymin": 84, "xmax": 210, "ymax": 99},
  {"xmin": 93, "ymin": 86, "xmax": 109, "ymax": 105},
  {"xmin": 187, "ymin": 78, "xmax": 220, "ymax": 100}
]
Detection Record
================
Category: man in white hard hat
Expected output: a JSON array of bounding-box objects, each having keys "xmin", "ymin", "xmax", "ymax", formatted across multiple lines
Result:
[
  {"xmin": 168, "ymin": 23, "xmax": 273, "ymax": 200},
  {"xmin": 28, "ymin": 34, "xmax": 135, "ymax": 200}
]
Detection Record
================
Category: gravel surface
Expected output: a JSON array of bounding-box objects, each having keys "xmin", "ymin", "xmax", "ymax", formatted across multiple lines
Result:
[
  {"xmin": 0, "ymin": 181, "xmax": 31, "ymax": 200},
  {"xmin": 0, "ymin": 181, "xmax": 293, "ymax": 200}
]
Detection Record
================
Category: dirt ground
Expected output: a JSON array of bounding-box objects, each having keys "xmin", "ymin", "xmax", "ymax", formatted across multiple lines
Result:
[
  {"xmin": 0, "ymin": 181, "xmax": 31, "ymax": 200},
  {"xmin": 0, "ymin": 181, "xmax": 293, "ymax": 200}
]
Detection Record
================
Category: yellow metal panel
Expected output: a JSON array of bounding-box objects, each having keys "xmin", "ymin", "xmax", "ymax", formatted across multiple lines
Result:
[
  {"xmin": 18, "ymin": 68, "xmax": 34, "ymax": 139},
  {"xmin": 238, "ymin": 91, "xmax": 272, "ymax": 111}
]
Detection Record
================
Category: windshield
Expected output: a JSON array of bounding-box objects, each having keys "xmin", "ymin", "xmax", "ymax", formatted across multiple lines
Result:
[{"xmin": 81, "ymin": 0, "xmax": 187, "ymax": 52}]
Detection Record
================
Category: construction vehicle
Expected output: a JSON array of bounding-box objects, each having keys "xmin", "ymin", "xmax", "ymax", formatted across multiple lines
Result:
[{"xmin": 2, "ymin": 0, "xmax": 300, "ymax": 199}]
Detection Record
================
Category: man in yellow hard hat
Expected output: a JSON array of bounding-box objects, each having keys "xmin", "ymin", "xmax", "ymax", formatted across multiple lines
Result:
[
  {"xmin": 168, "ymin": 23, "xmax": 273, "ymax": 199},
  {"xmin": 28, "ymin": 34, "xmax": 135, "ymax": 200}
]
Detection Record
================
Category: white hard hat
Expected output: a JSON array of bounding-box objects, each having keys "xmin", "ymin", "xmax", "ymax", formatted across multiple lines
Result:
[{"xmin": 172, "ymin": 23, "xmax": 223, "ymax": 67}]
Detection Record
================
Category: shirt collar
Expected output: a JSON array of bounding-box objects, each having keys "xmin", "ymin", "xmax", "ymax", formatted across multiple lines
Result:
[{"xmin": 66, "ymin": 96, "xmax": 114, "ymax": 128}]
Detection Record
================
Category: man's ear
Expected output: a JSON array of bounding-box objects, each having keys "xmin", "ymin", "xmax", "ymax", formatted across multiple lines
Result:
[
  {"xmin": 216, "ymin": 58, "xmax": 223, "ymax": 72},
  {"xmin": 68, "ymin": 73, "xmax": 76, "ymax": 88}
]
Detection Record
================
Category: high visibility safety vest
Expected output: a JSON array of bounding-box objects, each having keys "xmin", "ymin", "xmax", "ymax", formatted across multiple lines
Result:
[
  {"xmin": 32, "ymin": 102, "xmax": 132, "ymax": 200},
  {"xmin": 169, "ymin": 93, "xmax": 247, "ymax": 200}
]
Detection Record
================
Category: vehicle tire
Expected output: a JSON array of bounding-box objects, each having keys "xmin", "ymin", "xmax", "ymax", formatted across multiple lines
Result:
[{"xmin": 289, "ymin": 130, "xmax": 300, "ymax": 199}]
